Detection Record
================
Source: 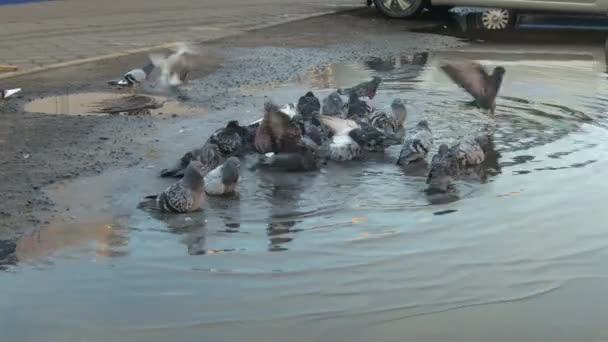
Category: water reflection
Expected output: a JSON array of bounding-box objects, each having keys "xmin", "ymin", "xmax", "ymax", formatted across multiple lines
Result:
[{"xmin": 258, "ymin": 170, "xmax": 314, "ymax": 252}]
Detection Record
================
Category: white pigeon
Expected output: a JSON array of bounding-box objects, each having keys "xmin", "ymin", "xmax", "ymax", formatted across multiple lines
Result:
[
  {"xmin": 149, "ymin": 42, "xmax": 198, "ymax": 89},
  {"xmin": 204, "ymin": 157, "xmax": 241, "ymax": 196},
  {"xmin": 0, "ymin": 88, "xmax": 21, "ymax": 99},
  {"xmin": 108, "ymin": 62, "xmax": 155, "ymax": 87},
  {"xmin": 318, "ymin": 115, "xmax": 363, "ymax": 162}
]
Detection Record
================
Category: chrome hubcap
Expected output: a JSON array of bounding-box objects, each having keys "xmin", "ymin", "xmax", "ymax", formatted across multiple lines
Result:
[
  {"xmin": 382, "ymin": 0, "xmax": 413, "ymax": 11},
  {"xmin": 481, "ymin": 9, "xmax": 510, "ymax": 30}
]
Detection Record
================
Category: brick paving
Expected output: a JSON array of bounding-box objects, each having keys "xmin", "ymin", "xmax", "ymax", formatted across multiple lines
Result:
[{"xmin": 0, "ymin": 0, "xmax": 360, "ymax": 73}]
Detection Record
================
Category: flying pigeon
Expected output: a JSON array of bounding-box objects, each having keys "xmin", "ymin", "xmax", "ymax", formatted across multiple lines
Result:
[
  {"xmin": 139, "ymin": 160, "xmax": 206, "ymax": 213},
  {"xmin": 441, "ymin": 61, "xmax": 506, "ymax": 115},
  {"xmin": 149, "ymin": 42, "xmax": 198, "ymax": 88},
  {"xmin": 397, "ymin": 120, "xmax": 433, "ymax": 166}
]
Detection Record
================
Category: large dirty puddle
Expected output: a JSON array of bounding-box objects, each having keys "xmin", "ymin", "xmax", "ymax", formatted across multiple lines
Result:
[
  {"xmin": 25, "ymin": 92, "xmax": 199, "ymax": 116},
  {"xmin": 4, "ymin": 42, "xmax": 608, "ymax": 342}
]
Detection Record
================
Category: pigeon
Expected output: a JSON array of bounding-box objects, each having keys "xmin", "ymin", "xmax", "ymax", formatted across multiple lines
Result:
[
  {"xmin": 338, "ymin": 76, "xmax": 382, "ymax": 99},
  {"xmin": 257, "ymin": 138, "xmax": 324, "ymax": 172},
  {"xmin": 369, "ymin": 98, "xmax": 407, "ymax": 142},
  {"xmin": 451, "ymin": 129, "xmax": 495, "ymax": 167},
  {"xmin": 296, "ymin": 91, "xmax": 321, "ymax": 119},
  {"xmin": 204, "ymin": 157, "xmax": 241, "ymax": 195},
  {"xmin": 426, "ymin": 144, "xmax": 461, "ymax": 194},
  {"xmin": 318, "ymin": 115, "xmax": 362, "ymax": 161},
  {"xmin": 160, "ymin": 142, "xmax": 223, "ymax": 178},
  {"xmin": 322, "ymin": 91, "xmax": 345, "ymax": 116},
  {"xmin": 207, "ymin": 120, "xmax": 254, "ymax": 157},
  {"xmin": 397, "ymin": 120, "xmax": 433, "ymax": 166},
  {"xmin": 139, "ymin": 160, "xmax": 206, "ymax": 213},
  {"xmin": 440, "ymin": 61, "xmax": 506, "ymax": 115},
  {"xmin": 149, "ymin": 42, "xmax": 198, "ymax": 88},
  {"xmin": 0, "ymin": 88, "xmax": 21, "ymax": 100},
  {"xmin": 346, "ymin": 91, "xmax": 373, "ymax": 120},
  {"xmin": 108, "ymin": 62, "xmax": 155, "ymax": 87},
  {"xmin": 254, "ymin": 101, "xmax": 303, "ymax": 154}
]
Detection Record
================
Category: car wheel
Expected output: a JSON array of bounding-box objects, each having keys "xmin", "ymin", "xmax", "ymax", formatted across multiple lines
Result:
[
  {"xmin": 477, "ymin": 8, "xmax": 515, "ymax": 30},
  {"xmin": 373, "ymin": 0, "xmax": 428, "ymax": 19}
]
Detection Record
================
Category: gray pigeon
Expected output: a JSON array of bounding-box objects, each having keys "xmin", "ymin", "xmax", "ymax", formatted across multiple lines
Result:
[
  {"xmin": 254, "ymin": 101, "xmax": 303, "ymax": 154},
  {"xmin": 108, "ymin": 62, "xmax": 155, "ymax": 87},
  {"xmin": 322, "ymin": 91, "xmax": 345, "ymax": 116},
  {"xmin": 347, "ymin": 91, "xmax": 373, "ymax": 120},
  {"xmin": 397, "ymin": 120, "xmax": 433, "ymax": 166},
  {"xmin": 160, "ymin": 142, "xmax": 223, "ymax": 178},
  {"xmin": 338, "ymin": 76, "xmax": 382, "ymax": 99},
  {"xmin": 426, "ymin": 144, "xmax": 461, "ymax": 194},
  {"xmin": 441, "ymin": 61, "xmax": 506, "ymax": 115},
  {"xmin": 297, "ymin": 91, "xmax": 321, "ymax": 119},
  {"xmin": 204, "ymin": 157, "xmax": 241, "ymax": 195},
  {"xmin": 451, "ymin": 130, "xmax": 495, "ymax": 167},
  {"xmin": 139, "ymin": 160, "xmax": 206, "ymax": 213},
  {"xmin": 369, "ymin": 98, "xmax": 407, "ymax": 142},
  {"xmin": 207, "ymin": 120, "xmax": 254, "ymax": 157}
]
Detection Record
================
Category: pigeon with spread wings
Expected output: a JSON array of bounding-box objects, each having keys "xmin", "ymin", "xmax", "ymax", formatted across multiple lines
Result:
[{"xmin": 441, "ymin": 61, "xmax": 505, "ymax": 115}]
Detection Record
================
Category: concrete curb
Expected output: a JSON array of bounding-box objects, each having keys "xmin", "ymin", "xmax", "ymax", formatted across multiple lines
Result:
[{"xmin": 0, "ymin": 8, "xmax": 359, "ymax": 81}]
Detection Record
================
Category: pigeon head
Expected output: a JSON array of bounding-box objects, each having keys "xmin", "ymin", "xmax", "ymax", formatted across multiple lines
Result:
[
  {"xmin": 417, "ymin": 120, "xmax": 430, "ymax": 130},
  {"xmin": 224, "ymin": 156, "xmax": 241, "ymax": 170},
  {"xmin": 493, "ymin": 66, "xmax": 506, "ymax": 76},
  {"xmin": 391, "ymin": 98, "xmax": 407, "ymax": 125},
  {"xmin": 183, "ymin": 160, "xmax": 206, "ymax": 188},
  {"xmin": 264, "ymin": 100, "xmax": 280, "ymax": 114},
  {"xmin": 221, "ymin": 157, "xmax": 241, "ymax": 182},
  {"xmin": 305, "ymin": 91, "xmax": 315, "ymax": 98},
  {"xmin": 438, "ymin": 144, "xmax": 450, "ymax": 155},
  {"xmin": 474, "ymin": 134, "xmax": 493, "ymax": 153},
  {"xmin": 371, "ymin": 76, "xmax": 382, "ymax": 86}
]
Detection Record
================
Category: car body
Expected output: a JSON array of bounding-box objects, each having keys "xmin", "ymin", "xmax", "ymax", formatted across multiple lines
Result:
[
  {"xmin": 371, "ymin": 0, "xmax": 608, "ymax": 30},
  {"xmin": 432, "ymin": 0, "xmax": 608, "ymax": 15}
]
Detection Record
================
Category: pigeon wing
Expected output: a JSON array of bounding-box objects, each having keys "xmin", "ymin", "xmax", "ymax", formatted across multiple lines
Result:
[
  {"xmin": 441, "ymin": 62, "xmax": 490, "ymax": 103},
  {"xmin": 318, "ymin": 115, "xmax": 359, "ymax": 135}
]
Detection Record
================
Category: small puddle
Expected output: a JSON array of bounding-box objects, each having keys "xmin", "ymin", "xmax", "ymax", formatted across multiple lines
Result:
[{"xmin": 25, "ymin": 92, "xmax": 201, "ymax": 116}]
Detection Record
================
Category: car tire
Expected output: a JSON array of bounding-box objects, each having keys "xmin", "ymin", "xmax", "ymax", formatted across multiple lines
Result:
[
  {"xmin": 373, "ymin": 0, "xmax": 428, "ymax": 19},
  {"xmin": 476, "ymin": 8, "xmax": 516, "ymax": 31}
]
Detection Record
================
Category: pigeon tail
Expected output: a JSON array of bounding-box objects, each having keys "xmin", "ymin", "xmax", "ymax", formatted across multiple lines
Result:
[{"xmin": 137, "ymin": 195, "xmax": 159, "ymax": 210}]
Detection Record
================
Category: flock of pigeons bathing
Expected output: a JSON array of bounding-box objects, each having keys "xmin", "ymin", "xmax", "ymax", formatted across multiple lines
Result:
[{"xmin": 120, "ymin": 44, "xmax": 507, "ymax": 214}]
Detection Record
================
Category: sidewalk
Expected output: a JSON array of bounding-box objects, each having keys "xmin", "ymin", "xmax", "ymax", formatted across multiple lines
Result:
[{"xmin": 0, "ymin": 0, "xmax": 360, "ymax": 77}]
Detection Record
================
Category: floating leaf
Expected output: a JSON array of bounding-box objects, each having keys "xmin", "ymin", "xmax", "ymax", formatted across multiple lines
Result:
[{"xmin": 351, "ymin": 217, "xmax": 368, "ymax": 223}]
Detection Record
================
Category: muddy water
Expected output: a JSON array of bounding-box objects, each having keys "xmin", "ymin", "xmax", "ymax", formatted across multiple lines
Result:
[{"xmin": 4, "ymin": 42, "xmax": 608, "ymax": 342}]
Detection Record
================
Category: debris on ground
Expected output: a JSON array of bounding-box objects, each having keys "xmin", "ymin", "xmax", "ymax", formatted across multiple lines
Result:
[{"xmin": 91, "ymin": 95, "xmax": 164, "ymax": 115}]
